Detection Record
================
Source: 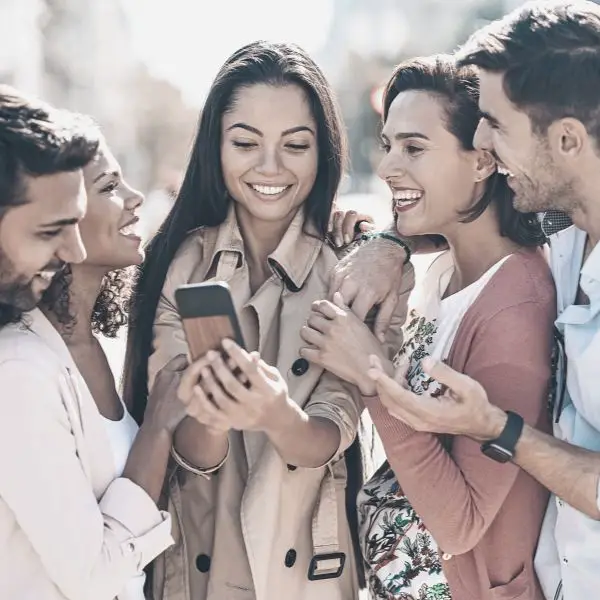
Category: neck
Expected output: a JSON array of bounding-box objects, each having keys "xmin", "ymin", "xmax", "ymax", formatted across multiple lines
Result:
[
  {"xmin": 42, "ymin": 264, "xmax": 106, "ymax": 345},
  {"xmin": 443, "ymin": 206, "xmax": 520, "ymax": 294},
  {"xmin": 235, "ymin": 205, "xmax": 299, "ymax": 269}
]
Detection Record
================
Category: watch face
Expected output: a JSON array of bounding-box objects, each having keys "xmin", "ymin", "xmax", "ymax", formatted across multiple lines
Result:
[{"xmin": 482, "ymin": 443, "xmax": 513, "ymax": 464}]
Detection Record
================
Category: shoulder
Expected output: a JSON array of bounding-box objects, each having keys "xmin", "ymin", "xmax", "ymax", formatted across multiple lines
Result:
[{"xmin": 477, "ymin": 249, "xmax": 555, "ymax": 316}]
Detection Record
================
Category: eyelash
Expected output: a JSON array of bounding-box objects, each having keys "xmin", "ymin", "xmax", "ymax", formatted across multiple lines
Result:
[
  {"xmin": 38, "ymin": 229, "xmax": 61, "ymax": 239},
  {"xmin": 379, "ymin": 142, "xmax": 423, "ymax": 156},
  {"xmin": 231, "ymin": 141, "xmax": 310, "ymax": 152},
  {"xmin": 100, "ymin": 181, "xmax": 118, "ymax": 193}
]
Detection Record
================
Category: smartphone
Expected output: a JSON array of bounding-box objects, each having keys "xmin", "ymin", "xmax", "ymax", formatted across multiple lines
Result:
[{"xmin": 174, "ymin": 281, "xmax": 245, "ymax": 361}]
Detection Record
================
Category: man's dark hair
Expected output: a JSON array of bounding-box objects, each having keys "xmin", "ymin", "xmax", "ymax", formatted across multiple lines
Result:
[
  {"xmin": 457, "ymin": 0, "xmax": 600, "ymax": 144},
  {"xmin": 0, "ymin": 85, "xmax": 100, "ymax": 212}
]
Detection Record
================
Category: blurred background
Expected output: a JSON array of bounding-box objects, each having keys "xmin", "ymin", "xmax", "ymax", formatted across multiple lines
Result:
[
  {"xmin": 0, "ymin": 0, "xmax": 551, "ymax": 230},
  {"xmin": 0, "ymin": 0, "xmax": 568, "ymax": 373}
]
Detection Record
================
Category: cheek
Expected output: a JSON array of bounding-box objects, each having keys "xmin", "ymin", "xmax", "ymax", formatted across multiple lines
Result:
[{"xmin": 290, "ymin": 153, "xmax": 318, "ymax": 190}]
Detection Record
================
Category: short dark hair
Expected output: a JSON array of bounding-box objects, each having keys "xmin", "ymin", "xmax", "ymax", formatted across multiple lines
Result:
[
  {"xmin": 457, "ymin": 0, "xmax": 600, "ymax": 144},
  {"xmin": 383, "ymin": 54, "xmax": 544, "ymax": 246},
  {"xmin": 123, "ymin": 41, "xmax": 347, "ymax": 421},
  {"xmin": 0, "ymin": 85, "xmax": 100, "ymax": 210}
]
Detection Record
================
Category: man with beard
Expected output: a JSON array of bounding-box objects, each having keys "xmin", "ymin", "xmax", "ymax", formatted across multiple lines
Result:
[
  {"xmin": 360, "ymin": 2, "xmax": 600, "ymax": 599},
  {"xmin": 0, "ymin": 85, "xmax": 99, "ymax": 326}
]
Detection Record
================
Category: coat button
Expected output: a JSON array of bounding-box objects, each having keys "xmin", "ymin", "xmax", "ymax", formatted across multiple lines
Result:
[
  {"xmin": 196, "ymin": 554, "xmax": 211, "ymax": 573},
  {"xmin": 291, "ymin": 358, "xmax": 309, "ymax": 376},
  {"xmin": 285, "ymin": 549, "xmax": 297, "ymax": 568}
]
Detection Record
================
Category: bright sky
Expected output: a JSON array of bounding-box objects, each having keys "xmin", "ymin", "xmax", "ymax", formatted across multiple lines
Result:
[{"xmin": 123, "ymin": 0, "xmax": 334, "ymax": 107}]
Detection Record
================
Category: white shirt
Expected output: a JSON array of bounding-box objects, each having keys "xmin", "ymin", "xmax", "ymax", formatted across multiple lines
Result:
[{"xmin": 534, "ymin": 226, "xmax": 600, "ymax": 600}]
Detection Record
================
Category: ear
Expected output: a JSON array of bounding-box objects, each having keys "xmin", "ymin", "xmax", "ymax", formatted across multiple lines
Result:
[
  {"xmin": 550, "ymin": 118, "xmax": 586, "ymax": 158},
  {"xmin": 473, "ymin": 149, "xmax": 496, "ymax": 183}
]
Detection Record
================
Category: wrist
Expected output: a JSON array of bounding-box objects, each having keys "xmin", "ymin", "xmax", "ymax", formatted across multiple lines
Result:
[
  {"xmin": 140, "ymin": 419, "xmax": 174, "ymax": 441},
  {"xmin": 263, "ymin": 396, "xmax": 305, "ymax": 438},
  {"xmin": 362, "ymin": 232, "xmax": 411, "ymax": 265},
  {"xmin": 476, "ymin": 406, "xmax": 508, "ymax": 442}
]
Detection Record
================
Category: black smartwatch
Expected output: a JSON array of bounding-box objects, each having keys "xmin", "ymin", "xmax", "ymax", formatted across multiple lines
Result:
[{"xmin": 480, "ymin": 411, "xmax": 524, "ymax": 463}]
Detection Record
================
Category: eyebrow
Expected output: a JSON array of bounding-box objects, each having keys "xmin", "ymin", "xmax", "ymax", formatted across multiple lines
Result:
[
  {"xmin": 226, "ymin": 122, "xmax": 315, "ymax": 137},
  {"xmin": 480, "ymin": 111, "xmax": 501, "ymax": 128},
  {"xmin": 93, "ymin": 170, "xmax": 119, "ymax": 184},
  {"xmin": 381, "ymin": 131, "xmax": 430, "ymax": 142},
  {"xmin": 39, "ymin": 217, "xmax": 80, "ymax": 228}
]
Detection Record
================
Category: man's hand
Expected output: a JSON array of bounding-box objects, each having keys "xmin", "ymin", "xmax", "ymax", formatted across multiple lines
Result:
[
  {"xmin": 368, "ymin": 355, "xmax": 507, "ymax": 441},
  {"xmin": 330, "ymin": 237, "xmax": 408, "ymax": 341}
]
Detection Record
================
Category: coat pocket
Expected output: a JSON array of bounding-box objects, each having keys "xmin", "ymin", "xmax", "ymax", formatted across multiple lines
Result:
[{"xmin": 489, "ymin": 565, "xmax": 534, "ymax": 600}]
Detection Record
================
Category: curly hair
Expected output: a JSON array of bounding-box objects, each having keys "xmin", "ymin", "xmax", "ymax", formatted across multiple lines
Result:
[{"xmin": 41, "ymin": 266, "xmax": 135, "ymax": 338}]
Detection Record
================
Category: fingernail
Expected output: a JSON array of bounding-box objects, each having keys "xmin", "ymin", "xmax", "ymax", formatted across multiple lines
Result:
[
  {"xmin": 335, "ymin": 237, "xmax": 342, "ymax": 247},
  {"xmin": 222, "ymin": 338, "xmax": 233, "ymax": 349},
  {"xmin": 344, "ymin": 234, "xmax": 351, "ymax": 245}
]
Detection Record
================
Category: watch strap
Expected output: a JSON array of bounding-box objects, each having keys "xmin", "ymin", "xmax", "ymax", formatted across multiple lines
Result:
[{"xmin": 483, "ymin": 410, "xmax": 524, "ymax": 455}]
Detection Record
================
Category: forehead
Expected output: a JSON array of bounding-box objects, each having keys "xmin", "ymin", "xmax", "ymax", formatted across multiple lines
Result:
[
  {"xmin": 17, "ymin": 171, "xmax": 86, "ymax": 223},
  {"xmin": 222, "ymin": 84, "xmax": 315, "ymax": 132},
  {"xmin": 383, "ymin": 90, "xmax": 448, "ymax": 137},
  {"xmin": 83, "ymin": 143, "xmax": 119, "ymax": 184}
]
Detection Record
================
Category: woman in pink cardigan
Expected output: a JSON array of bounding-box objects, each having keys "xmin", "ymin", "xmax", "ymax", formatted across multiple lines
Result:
[{"xmin": 300, "ymin": 55, "xmax": 555, "ymax": 600}]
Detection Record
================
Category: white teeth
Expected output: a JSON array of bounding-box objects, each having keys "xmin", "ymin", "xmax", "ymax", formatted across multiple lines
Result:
[
  {"xmin": 36, "ymin": 271, "xmax": 56, "ymax": 282},
  {"xmin": 497, "ymin": 165, "xmax": 512, "ymax": 177},
  {"xmin": 392, "ymin": 189, "xmax": 423, "ymax": 202},
  {"xmin": 119, "ymin": 223, "xmax": 137, "ymax": 236},
  {"xmin": 251, "ymin": 184, "xmax": 289, "ymax": 196}
]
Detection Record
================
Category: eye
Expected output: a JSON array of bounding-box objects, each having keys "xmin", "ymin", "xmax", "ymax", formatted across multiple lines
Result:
[
  {"xmin": 100, "ymin": 181, "xmax": 118, "ymax": 194},
  {"xmin": 379, "ymin": 140, "xmax": 391, "ymax": 153},
  {"xmin": 286, "ymin": 143, "xmax": 310, "ymax": 152},
  {"xmin": 232, "ymin": 140, "xmax": 257, "ymax": 150},
  {"xmin": 38, "ymin": 229, "xmax": 62, "ymax": 239},
  {"xmin": 405, "ymin": 144, "xmax": 424, "ymax": 156}
]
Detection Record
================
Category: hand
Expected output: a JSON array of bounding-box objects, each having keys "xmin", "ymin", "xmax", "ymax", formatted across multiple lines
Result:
[
  {"xmin": 143, "ymin": 355, "xmax": 191, "ymax": 435},
  {"xmin": 368, "ymin": 355, "xmax": 507, "ymax": 441},
  {"xmin": 180, "ymin": 339, "xmax": 297, "ymax": 434},
  {"xmin": 329, "ymin": 235, "xmax": 408, "ymax": 342},
  {"xmin": 328, "ymin": 207, "xmax": 374, "ymax": 248},
  {"xmin": 299, "ymin": 292, "xmax": 391, "ymax": 395}
]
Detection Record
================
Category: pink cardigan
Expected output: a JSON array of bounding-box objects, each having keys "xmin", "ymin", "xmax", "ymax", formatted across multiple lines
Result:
[{"xmin": 366, "ymin": 249, "xmax": 556, "ymax": 600}]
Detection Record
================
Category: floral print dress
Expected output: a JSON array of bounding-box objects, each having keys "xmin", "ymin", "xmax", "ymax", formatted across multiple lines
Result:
[{"xmin": 358, "ymin": 251, "xmax": 510, "ymax": 600}]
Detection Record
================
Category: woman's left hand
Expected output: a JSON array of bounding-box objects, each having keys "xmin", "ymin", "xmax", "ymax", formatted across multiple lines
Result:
[
  {"xmin": 193, "ymin": 339, "xmax": 297, "ymax": 433},
  {"xmin": 299, "ymin": 292, "xmax": 390, "ymax": 395}
]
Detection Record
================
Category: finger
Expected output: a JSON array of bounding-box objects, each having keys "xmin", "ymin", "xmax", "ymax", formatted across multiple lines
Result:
[
  {"xmin": 209, "ymin": 352, "xmax": 249, "ymax": 400},
  {"xmin": 178, "ymin": 355, "xmax": 211, "ymax": 398},
  {"xmin": 332, "ymin": 291, "xmax": 349, "ymax": 310},
  {"xmin": 341, "ymin": 210, "xmax": 359, "ymax": 245},
  {"xmin": 332, "ymin": 209, "xmax": 347, "ymax": 247},
  {"xmin": 199, "ymin": 366, "xmax": 237, "ymax": 415},
  {"xmin": 349, "ymin": 289, "xmax": 377, "ymax": 322},
  {"xmin": 306, "ymin": 313, "xmax": 332, "ymax": 334},
  {"xmin": 336, "ymin": 278, "xmax": 360, "ymax": 306},
  {"xmin": 421, "ymin": 358, "xmax": 472, "ymax": 398},
  {"xmin": 358, "ymin": 220, "xmax": 375, "ymax": 233},
  {"xmin": 299, "ymin": 346, "xmax": 322, "ymax": 366},
  {"xmin": 189, "ymin": 385, "xmax": 231, "ymax": 430},
  {"xmin": 222, "ymin": 339, "xmax": 262, "ymax": 386},
  {"xmin": 311, "ymin": 299, "xmax": 343, "ymax": 320},
  {"xmin": 328, "ymin": 269, "xmax": 345, "ymax": 298},
  {"xmin": 373, "ymin": 293, "xmax": 398, "ymax": 343},
  {"xmin": 300, "ymin": 325, "xmax": 325, "ymax": 348}
]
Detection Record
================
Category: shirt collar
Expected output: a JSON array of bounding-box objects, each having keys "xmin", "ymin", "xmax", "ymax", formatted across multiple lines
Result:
[
  {"xmin": 209, "ymin": 205, "xmax": 325, "ymax": 292},
  {"xmin": 580, "ymin": 238, "xmax": 600, "ymax": 303}
]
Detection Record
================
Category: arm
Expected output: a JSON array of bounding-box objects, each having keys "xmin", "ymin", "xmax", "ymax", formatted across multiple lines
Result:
[
  {"xmin": 0, "ymin": 361, "xmax": 173, "ymax": 600},
  {"xmin": 366, "ymin": 302, "xmax": 552, "ymax": 555}
]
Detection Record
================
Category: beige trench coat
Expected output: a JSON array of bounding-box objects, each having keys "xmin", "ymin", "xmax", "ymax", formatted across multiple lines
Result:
[{"xmin": 148, "ymin": 207, "xmax": 412, "ymax": 600}]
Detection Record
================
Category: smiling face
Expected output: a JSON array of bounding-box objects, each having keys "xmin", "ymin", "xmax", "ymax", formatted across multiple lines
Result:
[
  {"xmin": 0, "ymin": 170, "xmax": 87, "ymax": 310},
  {"xmin": 79, "ymin": 143, "xmax": 144, "ymax": 271},
  {"xmin": 377, "ymin": 90, "xmax": 484, "ymax": 239},
  {"xmin": 474, "ymin": 70, "xmax": 579, "ymax": 215},
  {"xmin": 220, "ymin": 83, "xmax": 318, "ymax": 227}
]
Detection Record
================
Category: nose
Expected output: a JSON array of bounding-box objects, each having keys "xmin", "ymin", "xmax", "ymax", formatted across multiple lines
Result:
[
  {"xmin": 473, "ymin": 118, "xmax": 492, "ymax": 151},
  {"xmin": 255, "ymin": 147, "xmax": 282, "ymax": 177},
  {"xmin": 376, "ymin": 151, "xmax": 404, "ymax": 182},
  {"xmin": 125, "ymin": 185, "xmax": 144, "ymax": 211},
  {"xmin": 57, "ymin": 225, "xmax": 87, "ymax": 265}
]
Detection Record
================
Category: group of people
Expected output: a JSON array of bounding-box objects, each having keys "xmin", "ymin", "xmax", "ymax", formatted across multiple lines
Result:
[{"xmin": 0, "ymin": 1, "xmax": 599, "ymax": 599}]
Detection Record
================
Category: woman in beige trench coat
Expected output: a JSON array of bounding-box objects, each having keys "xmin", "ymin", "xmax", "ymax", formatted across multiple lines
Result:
[{"xmin": 123, "ymin": 42, "xmax": 412, "ymax": 600}]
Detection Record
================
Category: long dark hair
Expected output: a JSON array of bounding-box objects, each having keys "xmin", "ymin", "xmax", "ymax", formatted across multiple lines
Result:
[
  {"xmin": 123, "ymin": 41, "xmax": 346, "ymax": 421},
  {"xmin": 382, "ymin": 54, "xmax": 544, "ymax": 246}
]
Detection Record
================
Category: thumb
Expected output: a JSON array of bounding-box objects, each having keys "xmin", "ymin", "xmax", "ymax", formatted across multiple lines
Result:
[
  {"xmin": 374, "ymin": 293, "xmax": 398, "ymax": 343},
  {"xmin": 333, "ymin": 291, "xmax": 349, "ymax": 310},
  {"xmin": 421, "ymin": 357, "xmax": 469, "ymax": 397}
]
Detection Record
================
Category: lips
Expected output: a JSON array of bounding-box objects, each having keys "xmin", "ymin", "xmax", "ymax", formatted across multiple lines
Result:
[
  {"xmin": 118, "ymin": 216, "xmax": 140, "ymax": 237},
  {"xmin": 247, "ymin": 183, "xmax": 292, "ymax": 197}
]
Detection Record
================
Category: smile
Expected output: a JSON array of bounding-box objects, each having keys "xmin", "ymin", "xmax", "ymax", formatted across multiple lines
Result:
[
  {"xmin": 119, "ymin": 216, "xmax": 140, "ymax": 237},
  {"xmin": 248, "ymin": 183, "xmax": 292, "ymax": 196},
  {"xmin": 392, "ymin": 188, "xmax": 424, "ymax": 210}
]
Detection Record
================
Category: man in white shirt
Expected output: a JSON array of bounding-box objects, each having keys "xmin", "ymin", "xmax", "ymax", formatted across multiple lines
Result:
[
  {"xmin": 0, "ymin": 85, "xmax": 99, "ymax": 326},
  {"xmin": 356, "ymin": 2, "xmax": 600, "ymax": 599}
]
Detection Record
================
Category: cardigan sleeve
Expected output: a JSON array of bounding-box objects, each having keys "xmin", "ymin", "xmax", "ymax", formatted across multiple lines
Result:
[
  {"xmin": 366, "ymin": 299, "xmax": 553, "ymax": 555},
  {"xmin": 0, "ymin": 359, "xmax": 173, "ymax": 600}
]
